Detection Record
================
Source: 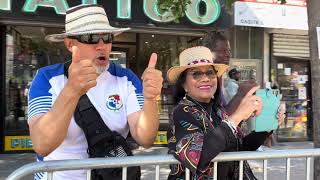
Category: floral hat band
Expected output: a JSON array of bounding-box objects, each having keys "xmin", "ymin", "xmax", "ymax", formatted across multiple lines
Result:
[{"xmin": 187, "ymin": 59, "xmax": 212, "ymax": 65}]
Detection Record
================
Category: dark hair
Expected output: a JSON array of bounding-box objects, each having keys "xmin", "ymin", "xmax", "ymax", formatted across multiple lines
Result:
[
  {"xmin": 173, "ymin": 67, "xmax": 222, "ymax": 106},
  {"xmin": 173, "ymin": 70, "xmax": 188, "ymax": 106},
  {"xmin": 201, "ymin": 31, "xmax": 228, "ymax": 51},
  {"xmin": 228, "ymin": 68, "xmax": 240, "ymax": 79}
]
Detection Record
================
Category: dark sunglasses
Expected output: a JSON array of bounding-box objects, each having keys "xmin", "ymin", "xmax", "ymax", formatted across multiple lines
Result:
[
  {"xmin": 68, "ymin": 34, "xmax": 113, "ymax": 44},
  {"xmin": 188, "ymin": 69, "xmax": 217, "ymax": 80}
]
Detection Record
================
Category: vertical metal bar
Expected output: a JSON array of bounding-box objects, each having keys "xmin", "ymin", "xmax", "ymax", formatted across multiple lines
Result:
[
  {"xmin": 239, "ymin": 161, "xmax": 243, "ymax": 180},
  {"xmin": 122, "ymin": 167, "xmax": 127, "ymax": 180},
  {"xmin": 185, "ymin": 168, "xmax": 190, "ymax": 180},
  {"xmin": 306, "ymin": 157, "xmax": 311, "ymax": 180},
  {"xmin": 213, "ymin": 162, "xmax": 218, "ymax": 180},
  {"xmin": 263, "ymin": 160, "xmax": 268, "ymax": 180},
  {"xmin": 86, "ymin": 169, "xmax": 91, "ymax": 180},
  {"xmin": 47, "ymin": 172, "xmax": 53, "ymax": 180},
  {"xmin": 286, "ymin": 158, "xmax": 291, "ymax": 180},
  {"xmin": 155, "ymin": 165, "xmax": 160, "ymax": 180}
]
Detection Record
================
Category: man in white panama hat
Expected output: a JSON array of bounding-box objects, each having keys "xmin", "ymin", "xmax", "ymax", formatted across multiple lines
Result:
[{"xmin": 27, "ymin": 4, "xmax": 162, "ymax": 180}]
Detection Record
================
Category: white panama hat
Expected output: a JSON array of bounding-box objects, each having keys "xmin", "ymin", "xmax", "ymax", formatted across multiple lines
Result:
[
  {"xmin": 45, "ymin": 4, "xmax": 130, "ymax": 42},
  {"xmin": 167, "ymin": 46, "xmax": 229, "ymax": 84}
]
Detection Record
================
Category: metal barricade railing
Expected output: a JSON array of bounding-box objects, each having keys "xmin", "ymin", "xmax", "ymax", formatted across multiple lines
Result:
[{"xmin": 7, "ymin": 148, "xmax": 320, "ymax": 180}]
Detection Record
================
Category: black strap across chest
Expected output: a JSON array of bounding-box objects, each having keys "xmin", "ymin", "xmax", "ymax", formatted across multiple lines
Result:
[{"xmin": 63, "ymin": 62, "xmax": 141, "ymax": 180}]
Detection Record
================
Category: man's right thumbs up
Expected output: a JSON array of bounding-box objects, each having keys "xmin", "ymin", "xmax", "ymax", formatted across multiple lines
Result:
[
  {"xmin": 67, "ymin": 45, "xmax": 97, "ymax": 97},
  {"xmin": 72, "ymin": 46, "xmax": 81, "ymax": 63}
]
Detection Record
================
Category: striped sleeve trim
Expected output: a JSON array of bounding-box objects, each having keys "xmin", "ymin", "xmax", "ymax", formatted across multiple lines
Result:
[
  {"xmin": 136, "ymin": 94, "xmax": 144, "ymax": 108},
  {"xmin": 35, "ymin": 156, "xmax": 46, "ymax": 180},
  {"xmin": 28, "ymin": 96, "xmax": 52, "ymax": 121}
]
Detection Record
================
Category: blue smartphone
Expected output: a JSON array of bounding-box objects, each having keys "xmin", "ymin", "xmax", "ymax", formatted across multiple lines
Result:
[{"xmin": 253, "ymin": 89, "xmax": 280, "ymax": 132}]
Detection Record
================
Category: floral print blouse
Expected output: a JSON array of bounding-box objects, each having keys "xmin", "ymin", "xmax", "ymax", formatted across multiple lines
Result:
[{"xmin": 167, "ymin": 96, "xmax": 271, "ymax": 180}]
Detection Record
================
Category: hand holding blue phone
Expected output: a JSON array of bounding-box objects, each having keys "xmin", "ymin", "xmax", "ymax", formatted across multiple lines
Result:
[{"xmin": 253, "ymin": 89, "xmax": 280, "ymax": 132}]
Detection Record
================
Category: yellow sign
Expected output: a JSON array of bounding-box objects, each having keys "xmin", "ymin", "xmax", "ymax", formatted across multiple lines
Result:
[
  {"xmin": 5, "ymin": 136, "xmax": 33, "ymax": 151},
  {"xmin": 153, "ymin": 131, "xmax": 168, "ymax": 145}
]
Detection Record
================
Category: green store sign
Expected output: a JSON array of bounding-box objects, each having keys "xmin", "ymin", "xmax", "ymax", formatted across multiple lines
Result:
[{"xmin": 0, "ymin": 0, "xmax": 221, "ymax": 25}]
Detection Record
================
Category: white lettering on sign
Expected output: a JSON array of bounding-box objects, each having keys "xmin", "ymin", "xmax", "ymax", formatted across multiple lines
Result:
[
  {"xmin": 185, "ymin": 0, "xmax": 221, "ymax": 25},
  {"xmin": 23, "ymin": 0, "xmax": 69, "ymax": 14},
  {"xmin": 0, "ymin": 0, "xmax": 10, "ymax": 11},
  {"xmin": 117, "ymin": 0, "xmax": 131, "ymax": 19},
  {"xmin": 0, "ymin": 0, "xmax": 222, "ymax": 25},
  {"xmin": 143, "ymin": 0, "xmax": 175, "ymax": 23}
]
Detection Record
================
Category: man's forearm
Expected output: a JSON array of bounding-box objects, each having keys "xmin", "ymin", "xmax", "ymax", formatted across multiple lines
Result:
[
  {"xmin": 136, "ymin": 99, "xmax": 160, "ymax": 147},
  {"xmin": 29, "ymin": 86, "xmax": 80, "ymax": 156},
  {"xmin": 225, "ymin": 92, "xmax": 243, "ymax": 115}
]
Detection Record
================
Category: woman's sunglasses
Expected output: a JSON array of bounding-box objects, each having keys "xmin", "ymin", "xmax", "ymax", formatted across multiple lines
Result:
[
  {"xmin": 68, "ymin": 34, "xmax": 113, "ymax": 44},
  {"xmin": 188, "ymin": 69, "xmax": 217, "ymax": 80}
]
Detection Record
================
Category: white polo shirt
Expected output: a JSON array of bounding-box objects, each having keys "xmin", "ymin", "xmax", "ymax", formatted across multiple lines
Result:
[{"xmin": 28, "ymin": 63, "xmax": 143, "ymax": 180}]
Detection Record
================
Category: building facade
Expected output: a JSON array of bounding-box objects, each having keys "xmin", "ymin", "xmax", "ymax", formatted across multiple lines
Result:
[
  {"xmin": 0, "ymin": 0, "xmax": 234, "ymax": 152},
  {"xmin": 0, "ymin": 0, "xmax": 310, "ymax": 153}
]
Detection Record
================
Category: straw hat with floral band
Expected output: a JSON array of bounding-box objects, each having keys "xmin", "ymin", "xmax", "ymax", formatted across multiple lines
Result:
[
  {"xmin": 167, "ymin": 46, "xmax": 229, "ymax": 84},
  {"xmin": 45, "ymin": 4, "xmax": 130, "ymax": 42}
]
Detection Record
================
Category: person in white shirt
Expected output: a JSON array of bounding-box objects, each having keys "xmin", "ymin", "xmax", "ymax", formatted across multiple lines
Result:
[
  {"xmin": 224, "ymin": 68, "xmax": 241, "ymax": 104},
  {"xmin": 28, "ymin": 4, "xmax": 163, "ymax": 180}
]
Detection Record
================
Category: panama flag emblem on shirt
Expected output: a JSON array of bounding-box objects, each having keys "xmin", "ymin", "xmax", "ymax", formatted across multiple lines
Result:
[{"xmin": 107, "ymin": 94, "xmax": 123, "ymax": 111}]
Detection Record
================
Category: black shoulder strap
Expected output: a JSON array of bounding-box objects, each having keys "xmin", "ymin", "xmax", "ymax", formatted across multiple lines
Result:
[
  {"xmin": 64, "ymin": 63, "xmax": 140, "ymax": 180},
  {"xmin": 75, "ymin": 94, "xmax": 115, "ymax": 147},
  {"xmin": 64, "ymin": 62, "xmax": 114, "ymax": 146}
]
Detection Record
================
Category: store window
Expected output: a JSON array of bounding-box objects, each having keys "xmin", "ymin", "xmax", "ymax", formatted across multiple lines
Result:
[
  {"xmin": 232, "ymin": 27, "xmax": 263, "ymax": 60},
  {"xmin": 271, "ymin": 58, "xmax": 311, "ymax": 140},
  {"xmin": 136, "ymin": 33, "xmax": 197, "ymax": 127},
  {"xmin": 229, "ymin": 27, "xmax": 264, "ymax": 85},
  {"xmin": 5, "ymin": 26, "xmax": 69, "ymax": 134}
]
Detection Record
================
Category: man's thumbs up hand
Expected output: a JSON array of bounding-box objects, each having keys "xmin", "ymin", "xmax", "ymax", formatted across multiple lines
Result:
[
  {"xmin": 66, "ymin": 46, "xmax": 97, "ymax": 97},
  {"xmin": 72, "ymin": 46, "xmax": 81, "ymax": 63},
  {"xmin": 142, "ymin": 53, "xmax": 163, "ymax": 101},
  {"xmin": 147, "ymin": 53, "xmax": 157, "ymax": 68}
]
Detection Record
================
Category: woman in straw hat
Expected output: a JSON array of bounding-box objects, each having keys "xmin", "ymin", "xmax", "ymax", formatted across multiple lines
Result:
[{"xmin": 166, "ymin": 46, "xmax": 285, "ymax": 180}]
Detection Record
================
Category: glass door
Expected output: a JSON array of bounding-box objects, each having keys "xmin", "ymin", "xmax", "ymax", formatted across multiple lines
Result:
[{"xmin": 272, "ymin": 58, "xmax": 311, "ymax": 141}]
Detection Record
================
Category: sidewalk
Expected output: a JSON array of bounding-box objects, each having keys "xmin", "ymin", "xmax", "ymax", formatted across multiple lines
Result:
[{"xmin": 0, "ymin": 141, "xmax": 315, "ymax": 180}]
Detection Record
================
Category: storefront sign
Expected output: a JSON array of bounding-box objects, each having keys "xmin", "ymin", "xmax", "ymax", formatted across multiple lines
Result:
[
  {"xmin": 5, "ymin": 136, "xmax": 33, "ymax": 151},
  {"xmin": 153, "ymin": 131, "xmax": 168, "ymax": 145},
  {"xmin": 240, "ymin": 0, "xmax": 306, "ymax": 6},
  {"xmin": 234, "ymin": 1, "xmax": 308, "ymax": 30},
  {"xmin": 0, "ymin": 0, "xmax": 221, "ymax": 25}
]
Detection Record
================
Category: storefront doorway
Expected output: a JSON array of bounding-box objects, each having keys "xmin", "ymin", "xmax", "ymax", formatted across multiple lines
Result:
[{"xmin": 272, "ymin": 57, "xmax": 312, "ymax": 141}]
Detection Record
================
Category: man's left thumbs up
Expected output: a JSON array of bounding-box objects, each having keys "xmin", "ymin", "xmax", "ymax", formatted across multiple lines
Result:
[{"xmin": 142, "ymin": 53, "xmax": 163, "ymax": 100}]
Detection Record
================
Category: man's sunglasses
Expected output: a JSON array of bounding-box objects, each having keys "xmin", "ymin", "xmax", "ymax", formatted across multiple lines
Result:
[
  {"xmin": 68, "ymin": 34, "xmax": 113, "ymax": 44},
  {"xmin": 188, "ymin": 69, "xmax": 217, "ymax": 80}
]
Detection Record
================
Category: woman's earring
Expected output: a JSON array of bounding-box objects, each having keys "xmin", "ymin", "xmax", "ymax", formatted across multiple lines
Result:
[{"xmin": 184, "ymin": 89, "xmax": 188, "ymax": 99}]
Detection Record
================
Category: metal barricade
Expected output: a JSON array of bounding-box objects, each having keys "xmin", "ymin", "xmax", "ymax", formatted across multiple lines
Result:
[{"xmin": 7, "ymin": 148, "xmax": 320, "ymax": 180}]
